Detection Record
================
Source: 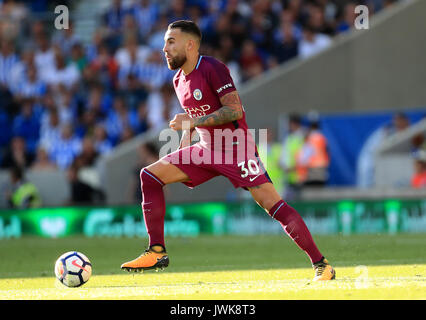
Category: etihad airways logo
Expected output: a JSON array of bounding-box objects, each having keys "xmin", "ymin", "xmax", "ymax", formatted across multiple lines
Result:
[
  {"xmin": 185, "ymin": 104, "xmax": 211, "ymax": 118},
  {"xmin": 216, "ymin": 83, "xmax": 233, "ymax": 94}
]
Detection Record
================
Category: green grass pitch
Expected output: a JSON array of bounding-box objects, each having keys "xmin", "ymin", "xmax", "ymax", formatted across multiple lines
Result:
[{"xmin": 0, "ymin": 234, "xmax": 425, "ymax": 299}]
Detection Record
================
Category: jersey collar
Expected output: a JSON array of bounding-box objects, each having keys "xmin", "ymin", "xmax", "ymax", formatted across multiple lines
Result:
[{"xmin": 195, "ymin": 55, "xmax": 203, "ymax": 70}]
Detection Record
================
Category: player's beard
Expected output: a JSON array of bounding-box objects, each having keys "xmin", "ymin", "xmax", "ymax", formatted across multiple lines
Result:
[{"xmin": 167, "ymin": 53, "xmax": 187, "ymax": 70}]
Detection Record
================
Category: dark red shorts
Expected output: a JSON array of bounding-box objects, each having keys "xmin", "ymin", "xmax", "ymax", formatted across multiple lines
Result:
[{"xmin": 161, "ymin": 143, "xmax": 272, "ymax": 189}]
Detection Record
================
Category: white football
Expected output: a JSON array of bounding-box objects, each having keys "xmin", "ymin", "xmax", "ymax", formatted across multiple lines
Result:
[{"xmin": 55, "ymin": 251, "xmax": 92, "ymax": 287}]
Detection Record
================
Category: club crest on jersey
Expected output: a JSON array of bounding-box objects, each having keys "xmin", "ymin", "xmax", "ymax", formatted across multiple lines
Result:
[{"xmin": 193, "ymin": 89, "xmax": 202, "ymax": 101}]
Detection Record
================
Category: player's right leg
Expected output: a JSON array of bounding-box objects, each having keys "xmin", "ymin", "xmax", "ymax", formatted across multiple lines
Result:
[
  {"xmin": 248, "ymin": 182, "xmax": 336, "ymax": 281},
  {"xmin": 121, "ymin": 159, "xmax": 189, "ymax": 272}
]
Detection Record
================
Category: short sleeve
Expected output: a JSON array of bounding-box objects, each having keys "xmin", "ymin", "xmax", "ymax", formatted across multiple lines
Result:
[{"xmin": 207, "ymin": 59, "xmax": 236, "ymax": 98}]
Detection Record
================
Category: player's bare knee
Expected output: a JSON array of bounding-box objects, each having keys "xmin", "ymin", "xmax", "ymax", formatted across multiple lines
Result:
[{"xmin": 261, "ymin": 199, "xmax": 279, "ymax": 213}]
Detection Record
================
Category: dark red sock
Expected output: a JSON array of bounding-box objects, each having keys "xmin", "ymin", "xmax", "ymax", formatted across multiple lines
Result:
[
  {"xmin": 140, "ymin": 168, "xmax": 166, "ymax": 247},
  {"xmin": 269, "ymin": 200, "xmax": 323, "ymax": 264}
]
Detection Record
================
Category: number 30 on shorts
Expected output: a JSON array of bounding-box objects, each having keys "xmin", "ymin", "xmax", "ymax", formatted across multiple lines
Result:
[{"xmin": 238, "ymin": 160, "xmax": 260, "ymax": 178}]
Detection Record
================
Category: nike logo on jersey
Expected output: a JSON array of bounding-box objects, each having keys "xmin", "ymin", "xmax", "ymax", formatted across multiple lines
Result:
[{"xmin": 249, "ymin": 175, "xmax": 260, "ymax": 182}]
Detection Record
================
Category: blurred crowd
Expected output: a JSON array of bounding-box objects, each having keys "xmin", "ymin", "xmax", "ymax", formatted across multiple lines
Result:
[
  {"xmin": 259, "ymin": 113, "xmax": 330, "ymax": 200},
  {"xmin": 0, "ymin": 0, "xmax": 402, "ymax": 207},
  {"xmin": 0, "ymin": 0, "xmax": 400, "ymax": 171}
]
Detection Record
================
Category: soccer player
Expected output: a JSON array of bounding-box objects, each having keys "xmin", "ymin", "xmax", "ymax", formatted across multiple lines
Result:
[{"xmin": 121, "ymin": 20, "xmax": 335, "ymax": 281}]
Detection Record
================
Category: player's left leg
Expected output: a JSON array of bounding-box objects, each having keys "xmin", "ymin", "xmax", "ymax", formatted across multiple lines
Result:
[
  {"xmin": 248, "ymin": 182, "xmax": 336, "ymax": 281},
  {"xmin": 121, "ymin": 160, "xmax": 189, "ymax": 272},
  {"xmin": 121, "ymin": 144, "xmax": 219, "ymax": 273}
]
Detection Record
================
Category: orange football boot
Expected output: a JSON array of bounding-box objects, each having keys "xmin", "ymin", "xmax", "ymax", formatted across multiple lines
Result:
[
  {"xmin": 121, "ymin": 245, "xmax": 169, "ymax": 273},
  {"xmin": 312, "ymin": 258, "xmax": 336, "ymax": 281}
]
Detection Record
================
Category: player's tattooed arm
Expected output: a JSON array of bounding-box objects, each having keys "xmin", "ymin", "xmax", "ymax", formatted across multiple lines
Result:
[
  {"xmin": 192, "ymin": 91, "xmax": 244, "ymax": 127},
  {"xmin": 169, "ymin": 92, "xmax": 243, "ymax": 131}
]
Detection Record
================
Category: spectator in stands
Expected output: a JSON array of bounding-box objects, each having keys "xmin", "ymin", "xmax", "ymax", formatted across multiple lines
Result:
[
  {"xmin": 146, "ymin": 83, "xmax": 181, "ymax": 130},
  {"xmin": 216, "ymin": 34, "xmax": 237, "ymax": 66},
  {"xmin": 28, "ymin": 19, "xmax": 45, "ymax": 41},
  {"xmin": 138, "ymin": 50, "xmax": 174, "ymax": 91},
  {"xmin": 280, "ymin": 114, "xmax": 305, "ymax": 198},
  {"xmin": 1, "ymin": 136, "xmax": 34, "ymax": 169},
  {"xmin": 69, "ymin": 42, "xmax": 88, "ymax": 73},
  {"xmin": 147, "ymin": 13, "xmax": 170, "ymax": 50},
  {"xmin": 225, "ymin": 0, "xmax": 250, "ymax": 49},
  {"xmin": 214, "ymin": 34, "xmax": 241, "ymax": 85},
  {"xmin": 93, "ymin": 124, "xmax": 113, "ymax": 156},
  {"xmin": 392, "ymin": 112, "xmax": 410, "ymax": 132},
  {"xmin": 186, "ymin": 4, "xmax": 204, "ymax": 31},
  {"xmin": 115, "ymin": 34, "xmax": 150, "ymax": 108},
  {"xmin": 0, "ymin": 39, "xmax": 19, "ymax": 90},
  {"xmin": 248, "ymin": 0, "xmax": 279, "ymax": 53},
  {"xmin": 306, "ymin": 1, "xmax": 335, "ymax": 36},
  {"xmin": 166, "ymin": 0, "xmax": 189, "ymax": 23},
  {"xmin": 73, "ymin": 136, "xmax": 98, "ymax": 168},
  {"xmin": 121, "ymin": 11, "xmax": 142, "ymax": 43},
  {"xmin": 6, "ymin": 166, "xmax": 42, "ymax": 208},
  {"xmin": 76, "ymin": 109, "xmax": 97, "ymax": 138},
  {"xmin": 208, "ymin": 12, "xmax": 231, "ymax": 49},
  {"xmin": 102, "ymin": 0, "xmax": 129, "ymax": 50},
  {"xmin": 115, "ymin": 32, "xmax": 150, "ymax": 70},
  {"xmin": 357, "ymin": 112, "xmax": 416, "ymax": 188},
  {"xmin": 129, "ymin": 0, "xmax": 160, "ymax": 42},
  {"xmin": 9, "ymin": 45, "xmax": 35, "ymax": 95},
  {"xmin": 85, "ymin": 84, "xmax": 109, "ymax": 123},
  {"xmin": 411, "ymin": 150, "xmax": 426, "ymax": 189},
  {"xmin": 105, "ymin": 95, "xmax": 133, "ymax": 145},
  {"xmin": 0, "ymin": 0, "xmax": 28, "ymax": 39},
  {"xmin": 12, "ymin": 101, "xmax": 40, "ymax": 154},
  {"xmin": 52, "ymin": 20, "xmax": 81, "ymax": 58},
  {"xmin": 86, "ymin": 41, "xmax": 119, "ymax": 91},
  {"xmin": 132, "ymin": 100, "xmax": 149, "ymax": 135},
  {"xmin": 49, "ymin": 123, "xmax": 82, "ymax": 170},
  {"xmin": 34, "ymin": 32, "xmax": 56, "ymax": 83},
  {"xmin": 119, "ymin": 125, "xmax": 135, "ymax": 144},
  {"xmin": 66, "ymin": 161, "xmax": 104, "ymax": 205},
  {"xmin": 272, "ymin": 10, "xmax": 300, "ymax": 64},
  {"xmin": 296, "ymin": 118, "xmax": 330, "ymax": 187},
  {"xmin": 299, "ymin": 23, "xmax": 332, "ymax": 59},
  {"xmin": 44, "ymin": 49, "xmax": 80, "ymax": 93},
  {"xmin": 85, "ymin": 29, "xmax": 106, "ymax": 64},
  {"xmin": 55, "ymin": 86, "xmax": 77, "ymax": 125},
  {"xmin": 239, "ymin": 39, "xmax": 264, "ymax": 81},
  {"xmin": 31, "ymin": 146, "xmax": 57, "ymax": 171},
  {"xmin": 39, "ymin": 106, "xmax": 62, "ymax": 153},
  {"xmin": 337, "ymin": 1, "xmax": 358, "ymax": 33},
  {"xmin": 0, "ymin": 108, "xmax": 12, "ymax": 156},
  {"xmin": 12, "ymin": 64, "xmax": 46, "ymax": 104}
]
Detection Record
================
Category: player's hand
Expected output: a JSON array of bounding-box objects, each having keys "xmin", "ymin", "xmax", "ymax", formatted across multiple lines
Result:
[{"xmin": 169, "ymin": 113, "xmax": 194, "ymax": 131}]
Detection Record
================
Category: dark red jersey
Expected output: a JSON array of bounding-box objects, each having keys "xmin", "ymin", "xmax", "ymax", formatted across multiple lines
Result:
[{"xmin": 173, "ymin": 55, "xmax": 251, "ymax": 151}]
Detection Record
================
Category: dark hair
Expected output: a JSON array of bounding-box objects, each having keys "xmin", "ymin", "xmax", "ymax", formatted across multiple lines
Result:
[
  {"xmin": 289, "ymin": 114, "xmax": 302, "ymax": 125},
  {"xmin": 10, "ymin": 166, "xmax": 23, "ymax": 181},
  {"xmin": 393, "ymin": 111, "xmax": 408, "ymax": 120},
  {"xmin": 142, "ymin": 142, "xmax": 159, "ymax": 156},
  {"xmin": 168, "ymin": 20, "xmax": 202, "ymax": 42}
]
